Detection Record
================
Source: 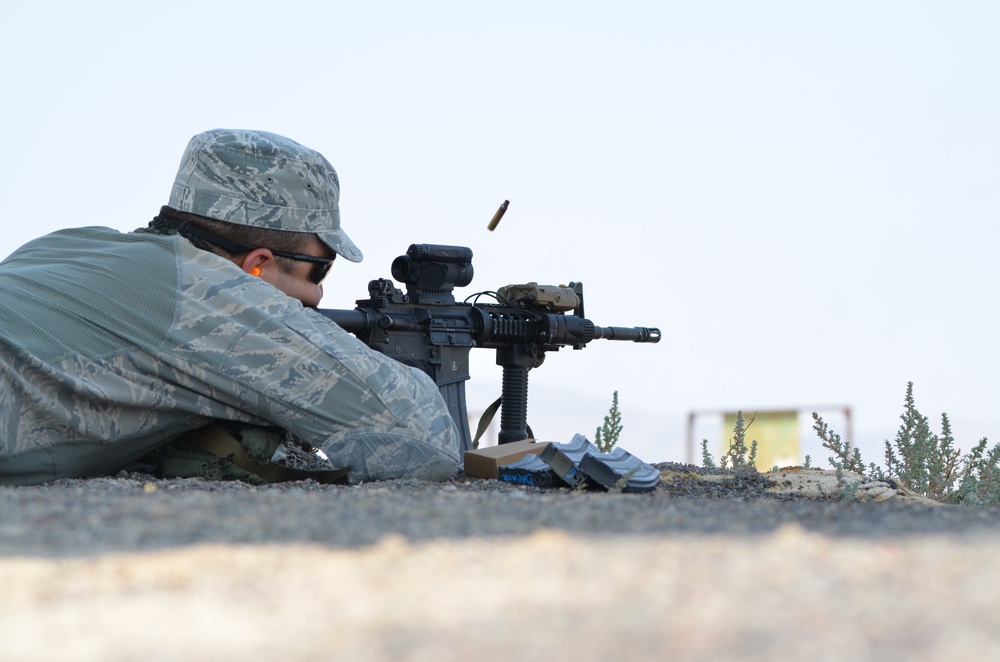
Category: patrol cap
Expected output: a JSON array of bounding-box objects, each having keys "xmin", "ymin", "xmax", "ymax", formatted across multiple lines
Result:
[{"xmin": 168, "ymin": 129, "xmax": 363, "ymax": 262}]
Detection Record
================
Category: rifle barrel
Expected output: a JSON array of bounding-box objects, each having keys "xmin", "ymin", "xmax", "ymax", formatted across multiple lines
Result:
[
  {"xmin": 592, "ymin": 326, "xmax": 661, "ymax": 343},
  {"xmin": 316, "ymin": 308, "xmax": 368, "ymax": 333}
]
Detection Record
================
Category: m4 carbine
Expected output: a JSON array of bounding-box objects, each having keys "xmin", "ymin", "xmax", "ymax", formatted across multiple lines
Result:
[{"xmin": 319, "ymin": 244, "xmax": 660, "ymax": 457}]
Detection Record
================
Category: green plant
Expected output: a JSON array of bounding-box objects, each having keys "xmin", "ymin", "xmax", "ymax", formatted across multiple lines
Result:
[
  {"xmin": 813, "ymin": 382, "xmax": 1000, "ymax": 505},
  {"xmin": 594, "ymin": 390, "xmax": 623, "ymax": 453},
  {"xmin": 950, "ymin": 437, "xmax": 1000, "ymax": 505},
  {"xmin": 812, "ymin": 411, "xmax": 876, "ymax": 478},
  {"xmin": 610, "ymin": 466, "xmax": 640, "ymax": 494},
  {"xmin": 719, "ymin": 411, "xmax": 758, "ymax": 470},
  {"xmin": 834, "ymin": 466, "xmax": 859, "ymax": 501},
  {"xmin": 883, "ymin": 383, "xmax": 962, "ymax": 499},
  {"xmin": 700, "ymin": 411, "xmax": 759, "ymax": 470},
  {"xmin": 700, "ymin": 439, "xmax": 716, "ymax": 468}
]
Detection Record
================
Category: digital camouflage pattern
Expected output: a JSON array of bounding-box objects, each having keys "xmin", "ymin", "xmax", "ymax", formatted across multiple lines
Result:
[
  {"xmin": 169, "ymin": 129, "xmax": 363, "ymax": 263},
  {"xmin": 0, "ymin": 227, "xmax": 460, "ymax": 485}
]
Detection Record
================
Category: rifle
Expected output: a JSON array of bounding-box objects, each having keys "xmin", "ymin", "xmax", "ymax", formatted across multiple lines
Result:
[{"xmin": 318, "ymin": 244, "xmax": 660, "ymax": 456}]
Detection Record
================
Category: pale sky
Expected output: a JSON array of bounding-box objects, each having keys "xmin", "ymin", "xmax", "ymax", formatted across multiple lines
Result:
[{"xmin": 3, "ymin": 1, "xmax": 998, "ymax": 465}]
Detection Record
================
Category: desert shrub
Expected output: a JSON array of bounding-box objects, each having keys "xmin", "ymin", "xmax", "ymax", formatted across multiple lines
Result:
[{"xmin": 814, "ymin": 382, "xmax": 999, "ymax": 505}]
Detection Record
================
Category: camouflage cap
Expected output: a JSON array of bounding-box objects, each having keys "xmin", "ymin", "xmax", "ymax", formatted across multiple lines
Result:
[{"xmin": 168, "ymin": 129, "xmax": 363, "ymax": 262}]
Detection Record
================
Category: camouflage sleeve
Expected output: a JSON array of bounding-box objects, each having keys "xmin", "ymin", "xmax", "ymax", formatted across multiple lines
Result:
[{"xmin": 170, "ymin": 245, "xmax": 461, "ymax": 482}]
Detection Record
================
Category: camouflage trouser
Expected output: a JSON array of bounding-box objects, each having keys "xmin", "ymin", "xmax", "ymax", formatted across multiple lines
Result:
[{"xmin": 158, "ymin": 422, "xmax": 347, "ymax": 484}]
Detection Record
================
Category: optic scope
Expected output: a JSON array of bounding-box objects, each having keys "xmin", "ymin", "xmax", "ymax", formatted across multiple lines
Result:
[{"xmin": 389, "ymin": 244, "xmax": 474, "ymax": 305}]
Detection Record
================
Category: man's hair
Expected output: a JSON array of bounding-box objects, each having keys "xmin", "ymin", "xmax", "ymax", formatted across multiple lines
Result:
[{"xmin": 158, "ymin": 206, "xmax": 312, "ymax": 274}]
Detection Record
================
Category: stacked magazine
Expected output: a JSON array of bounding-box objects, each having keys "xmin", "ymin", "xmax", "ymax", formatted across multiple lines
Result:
[{"xmin": 497, "ymin": 434, "xmax": 660, "ymax": 493}]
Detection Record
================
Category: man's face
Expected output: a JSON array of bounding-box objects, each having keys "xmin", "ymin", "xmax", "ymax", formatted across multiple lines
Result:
[{"xmin": 258, "ymin": 234, "xmax": 335, "ymax": 308}]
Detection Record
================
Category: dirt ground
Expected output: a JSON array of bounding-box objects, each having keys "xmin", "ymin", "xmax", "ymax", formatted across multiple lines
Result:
[{"xmin": 3, "ymin": 473, "xmax": 1000, "ymax": 661}]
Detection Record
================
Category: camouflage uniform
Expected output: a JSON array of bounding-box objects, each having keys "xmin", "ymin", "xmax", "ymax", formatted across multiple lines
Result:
[{"xmin": 0, "ymin": 130, "xmax": 461, "ymax": 485}]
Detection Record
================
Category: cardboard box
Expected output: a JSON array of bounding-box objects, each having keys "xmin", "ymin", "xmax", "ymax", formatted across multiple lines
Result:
[{"xmin": 463, "ymin": 440, "xmax": 551, "ymax": 479}]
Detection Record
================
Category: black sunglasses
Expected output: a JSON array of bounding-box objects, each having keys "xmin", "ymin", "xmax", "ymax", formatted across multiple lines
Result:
[
  {"xmin": 153, "ymin": 216, "xmax": 335, "ymax": 284},
  {"xmin": 268, "ymin": 248, "xmax": 335, "ymax": 284}
]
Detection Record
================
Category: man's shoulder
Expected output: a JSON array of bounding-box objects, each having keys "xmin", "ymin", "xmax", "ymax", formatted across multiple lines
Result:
[
  {"xmin": 28, "ymin": 226, "xmax": 173, "ymax": 251},
  {"xmin": 4, "ymin": 227, "xmax": 179, "ymax": 271}
]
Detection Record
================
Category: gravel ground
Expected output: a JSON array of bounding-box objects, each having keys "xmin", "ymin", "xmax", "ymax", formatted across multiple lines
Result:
[{"xmin": 3, "ymin": 464, "xmax": 1000, "ymax": 661}]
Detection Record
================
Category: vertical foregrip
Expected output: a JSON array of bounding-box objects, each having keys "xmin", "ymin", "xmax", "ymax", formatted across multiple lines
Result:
[{"xmin": 498, "ymin": 365, "xmax": 530, "ymax": 444}]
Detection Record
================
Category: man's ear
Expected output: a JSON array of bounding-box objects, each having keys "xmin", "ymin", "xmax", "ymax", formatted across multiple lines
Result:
[{"xmin": 240, "ymin": 248, "xmax": 274, "ymax": 276}]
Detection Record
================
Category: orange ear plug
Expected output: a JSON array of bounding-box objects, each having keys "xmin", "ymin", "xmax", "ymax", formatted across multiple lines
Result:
[{"xmin": 250, "ymin": 267, "xmax": 262, "ymax": 277}]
